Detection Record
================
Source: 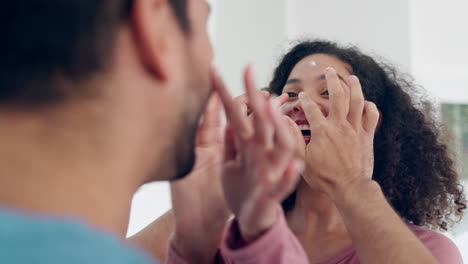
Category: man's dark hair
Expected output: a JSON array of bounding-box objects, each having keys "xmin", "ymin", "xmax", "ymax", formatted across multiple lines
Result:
[
  {"xmin": 169, "ymin": 0, "xmax": 189, "ymax": 32},
  {"xmin": 0, "ymin": 0, "xmax": 188, "ymax": 109},
  {"xmin": 272, "ymin": 40, "xmax": 467, "ymax": 231}
]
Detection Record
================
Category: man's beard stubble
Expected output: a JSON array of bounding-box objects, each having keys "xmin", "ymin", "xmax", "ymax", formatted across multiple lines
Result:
[
  {"xmin": 156, "ymin": 55, "xmax": 212, "ymax": 182},
  {"xmin": 144, "ymin": 108, "xmax": 200, "ymax": 184},
  {"xmin": 170, "ymin": 116, "xmax": 198, "ymax": 181},
  {"xmin": 169, "ymin": 69, "xmax": 213, "ymax": 181}
]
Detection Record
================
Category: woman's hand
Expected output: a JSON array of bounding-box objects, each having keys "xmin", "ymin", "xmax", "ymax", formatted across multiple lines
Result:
[
  {"xmin": 299, "ymin": 67, "xmax": 380, "ymax": 202},
  {"xmin": 170, "ymin": 94, "xmax": 231, "ymax": 262},
  {"xmin": 299, "ymin": 68, "xmax": 440, "ymax": 264},
  {"xmin": 213, "ymin": 66, "xmax": 304, "ymax": 243}
]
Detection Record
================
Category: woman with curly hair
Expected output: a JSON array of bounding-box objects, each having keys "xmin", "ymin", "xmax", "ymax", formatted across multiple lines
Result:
[
  {"xmin": 270, "ymin": 40, "xmax": 466, "ymax": 263},
  {"xmin": 131, "ymin": 40, "xmax": 466, "ymax": 264}
]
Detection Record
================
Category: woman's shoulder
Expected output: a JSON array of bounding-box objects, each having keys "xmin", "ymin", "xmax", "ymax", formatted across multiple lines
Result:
[{"xmin": 407, "ymin": 224, "xmax": 463, "ymax": 264}]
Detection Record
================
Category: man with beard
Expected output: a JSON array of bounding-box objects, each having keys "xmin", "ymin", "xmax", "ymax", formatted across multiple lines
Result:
[{"xmin": 0, "ymin": 0, "xmax": 307, "ymax": 263}]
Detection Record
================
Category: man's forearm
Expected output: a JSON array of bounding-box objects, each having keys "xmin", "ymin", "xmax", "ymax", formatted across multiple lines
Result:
[{"xmin": 333, "ymin": 181, "xmax": 438, "ymax": 264}]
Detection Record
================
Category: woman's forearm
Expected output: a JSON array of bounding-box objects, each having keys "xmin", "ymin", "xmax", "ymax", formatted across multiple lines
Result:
[{"xmin": 334, "ymin": 181, "xmax": 438, "ymax": 264}]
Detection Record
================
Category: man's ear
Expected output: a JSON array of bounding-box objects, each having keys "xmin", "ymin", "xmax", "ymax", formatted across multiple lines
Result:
[{"xmin": 130, "ymin": 0, "xmax": 171, "ymax": 82}]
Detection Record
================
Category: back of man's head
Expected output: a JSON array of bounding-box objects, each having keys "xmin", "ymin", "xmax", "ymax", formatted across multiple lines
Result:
[
  {"xmin": 0, "ymin": 0, "xmax": 215, "ymax": 187},
  {"xmin": 0, "ymin": 0, "xmax": 188, "ymax": 109}
]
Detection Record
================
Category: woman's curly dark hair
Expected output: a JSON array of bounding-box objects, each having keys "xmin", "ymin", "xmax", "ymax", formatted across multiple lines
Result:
[{"xmin": 272, "ymin": 40, "xmax": 466, "ymax": 231}]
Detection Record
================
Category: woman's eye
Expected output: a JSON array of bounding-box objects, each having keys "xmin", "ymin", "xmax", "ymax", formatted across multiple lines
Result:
[
  {"xmin": 285, "ymin": 92, "xmax": 298, "ymax": 98},
  {"xmin": 321, "ymin": 90, "xmax": 329, "ymax": 96}
]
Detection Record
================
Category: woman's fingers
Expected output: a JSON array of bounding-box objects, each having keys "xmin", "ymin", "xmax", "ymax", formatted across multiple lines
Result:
[
  {"xmin": 347, "ymin": 75, "xmax": 365, "ymax": 129},
  {"xmin": 224, "ymin": 125, "xmax": 237, "ymax": 161},
  {"xmin": 299, "ymin": 92, "xmax": 326, "ymax": 130},
  {"xmin": 268, "ymin": 101, "xmax": 294, "ymax": 154},
  {"xmin": 269, "ymin": 159, "xmax": 303, "ymax": 201},
  {"xmin": 271, "ymin": 93, "xmax": 289, "ymax": 109},
  {"xmin": 363, "ymin": 101, "xmax": 380, "ymax": 135},
  {"xmin": 244, "ymin": 66, "xmax": 274, "ymax": 149},
  {"xmin": 234, "ymin": 91, "xmax": 270, "ymax": 116},
  {"xmin": 216, "ymin": 66, "xmax": 303, "ymax": 200},
  {"xmin": 325, "ymin": 67, "xmax": 349, "ymax": 121},
  {"xmin": 284, "ymin": 116, "xmax": 306, "ymax": 160},
  {"xmin": 196, "ymin": 93, "xmax": 223, "ymax": 146}
]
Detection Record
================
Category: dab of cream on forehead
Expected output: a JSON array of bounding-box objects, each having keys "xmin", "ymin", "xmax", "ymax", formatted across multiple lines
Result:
[{"xmin": 308, "ymin": 61, "xmax": 318, "ymax": 67}]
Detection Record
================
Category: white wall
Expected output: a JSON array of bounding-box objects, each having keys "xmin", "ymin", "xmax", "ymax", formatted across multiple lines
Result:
[
  {"xmin": 127, "ymin": 183, "xmax": 171, "ymax": 237},
  {"xmin": 213, "ymin": 0, "xmax": 287, "ymax": 96},
  {"xmin": 410, "ymin": 0, "xmax": 468, "ymax": 104},
  {"xmin": 287, "ymin": 0, "xmax": 411, "ymax": 70}
]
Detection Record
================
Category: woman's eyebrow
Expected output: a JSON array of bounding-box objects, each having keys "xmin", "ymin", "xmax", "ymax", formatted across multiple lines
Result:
[
  {"xmin": 317, "ymin": 73, "xmax": 347, "ymax": 83},
  {"xmin": 285, "ymin": 78, "xmax": 302, "ymax": 85},
  {"xmin": 287, "ymin": 73, "xmax": 347, "ymax": 86}
]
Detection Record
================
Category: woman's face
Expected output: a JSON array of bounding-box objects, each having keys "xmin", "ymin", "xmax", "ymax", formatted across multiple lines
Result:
[{"xmin": 281, "ymin": 54, "xmax": 353, "ymax": 144}]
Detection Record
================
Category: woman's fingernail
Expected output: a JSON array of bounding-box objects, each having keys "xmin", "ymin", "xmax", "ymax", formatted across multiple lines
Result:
[
  {"xmin": 348, "ymin": 75, "xmax": 359, "ymax": 84},
  {"xmin": 325, "ymin": 67, "xmax": 336, "ymax": 74}
]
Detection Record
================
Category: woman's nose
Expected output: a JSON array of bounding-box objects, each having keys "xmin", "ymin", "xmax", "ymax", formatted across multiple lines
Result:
[
  {"xmin": 292, "ymin": 101, "xmax": 303, "ymax": 113},
  {"xmin": 279, "ymin": 99, "xmax": 303, "ymax": 116},
  {"xmin": 288, "ymin": 97, "xmax": 329, "ymax": 117}
]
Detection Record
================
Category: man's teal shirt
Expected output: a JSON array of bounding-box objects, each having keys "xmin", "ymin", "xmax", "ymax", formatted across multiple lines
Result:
[{"xmin": 0, "ymin": 208, "xmax": 155, "ymax": 264}]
